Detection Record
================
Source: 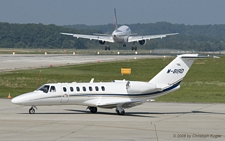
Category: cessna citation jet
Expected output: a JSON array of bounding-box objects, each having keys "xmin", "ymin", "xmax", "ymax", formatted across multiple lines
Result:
[
  {"xmin": 60, "ymin": 9, "xmax": 178, "ymax": 50},
  {"xmin": 12, "ymin": 54, "xmax": 200, "ymax": 115}
]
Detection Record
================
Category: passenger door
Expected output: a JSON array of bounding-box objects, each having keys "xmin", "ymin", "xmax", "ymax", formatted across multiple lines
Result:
[{"xmin": 61, "ymin": 86, "xmax": 69, "ymax": 103}]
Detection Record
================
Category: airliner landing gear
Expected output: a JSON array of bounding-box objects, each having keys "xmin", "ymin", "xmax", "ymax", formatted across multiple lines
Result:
[
  {"xmin": 131, "ymin": 42, "xmax": 137, "ymax": 50},
  {"xmin": 105, "ymin": 46, "xmax": 110, "ymax": 50},
  {"xmin": 29, "ymin": 106, "xmax": 37, "ymax": 114},
  {"xmin": 116, "ymin": 107, "xmax": 125, "ymax": 115},
  {"xmin": 131, "ymin": 46, "xmax": 137, "ymax": 50},
  {"xmin": 87, "ymin": 106, "xmax": 98, "ymax": 113}
]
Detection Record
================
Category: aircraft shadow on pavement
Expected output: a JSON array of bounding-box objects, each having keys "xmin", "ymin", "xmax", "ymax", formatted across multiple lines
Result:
[{"xmin": 20, "ymin": 109, "xmax": 225, "ymax": 117}]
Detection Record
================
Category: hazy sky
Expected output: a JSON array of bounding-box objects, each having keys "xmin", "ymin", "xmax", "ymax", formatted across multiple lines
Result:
[{"xmin": 0, "ymin": 0, "xmax": 225, "ymax": 26}]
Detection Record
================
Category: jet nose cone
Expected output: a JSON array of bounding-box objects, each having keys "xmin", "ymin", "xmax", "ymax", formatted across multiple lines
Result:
[
  {"xmin": 11, "ymin": 97, "xmax": 18, "ymax": 104},
  {"xmin": 11, "ymin": 96, "xmax": 23, "ymax": 105}
]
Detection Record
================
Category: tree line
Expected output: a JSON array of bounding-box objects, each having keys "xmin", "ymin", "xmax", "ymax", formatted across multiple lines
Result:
[{"xmin": 0, "ymin": 22, "xmax": 225, "ymax": 51}]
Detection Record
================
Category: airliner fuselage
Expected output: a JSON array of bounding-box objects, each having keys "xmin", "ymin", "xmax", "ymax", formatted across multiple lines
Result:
[{"xmin": 112, "ymin": 25, "xmax": 131, "ymax": 44}]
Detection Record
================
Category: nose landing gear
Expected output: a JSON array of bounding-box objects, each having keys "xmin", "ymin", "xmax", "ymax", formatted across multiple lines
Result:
[{"xmin": 29, "ymin": 106, "xmax": 37, "ymax": 114}]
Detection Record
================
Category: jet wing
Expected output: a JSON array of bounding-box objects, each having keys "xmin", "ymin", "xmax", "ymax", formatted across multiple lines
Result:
[
  {"xmin": 128, "ymin": 33, "xmax": 178, "ymax": 42},
  {"xmin": 97, "ymin": 99, "xmax": 143, "ymax": 109},
  {"xmin": 60, "ymin": 32, "xmax": 114, "ymax": 43}
]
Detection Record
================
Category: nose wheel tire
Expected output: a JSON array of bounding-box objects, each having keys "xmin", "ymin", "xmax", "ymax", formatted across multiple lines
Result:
[{"xmin": 29, "ymin": 107, "xmax": 35, "ymax": 114}]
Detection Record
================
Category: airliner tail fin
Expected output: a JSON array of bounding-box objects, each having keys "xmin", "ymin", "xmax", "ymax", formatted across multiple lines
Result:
[{"xmin": 114, "ymin": 8, "xmax": 118, "ymax": 30}]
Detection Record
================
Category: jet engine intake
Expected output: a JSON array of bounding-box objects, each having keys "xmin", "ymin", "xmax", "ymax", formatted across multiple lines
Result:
[
  {"xmin": 99, "ymin": 40, "xmax": 106, "ymax": 45},
  {"xmin": 138, "ymin": 40, "xmax": 146, "ymax": 45}
]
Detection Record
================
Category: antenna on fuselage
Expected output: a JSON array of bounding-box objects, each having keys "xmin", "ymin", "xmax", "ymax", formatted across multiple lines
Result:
[{"xmin": 114, "ymin": 8, "xmax": 118, "ymax": 30}]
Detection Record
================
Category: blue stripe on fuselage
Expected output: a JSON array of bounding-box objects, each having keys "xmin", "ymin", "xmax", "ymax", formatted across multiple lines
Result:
[{"xmin": 69, "ymin": 80, "xmax": 181, "ymax": 97}]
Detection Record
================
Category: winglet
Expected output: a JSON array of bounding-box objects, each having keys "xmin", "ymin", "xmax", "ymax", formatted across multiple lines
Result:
[{"xmin": 114, "ymin": 8, "xmax": 118, "ymax": 30}]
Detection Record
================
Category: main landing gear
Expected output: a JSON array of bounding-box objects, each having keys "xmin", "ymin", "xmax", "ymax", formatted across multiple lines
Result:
[
  {"xmin": 131, "ymin": 42, "xmax": 137, "ymax": 50},
  {"xmin": 87, "ymin": 106, "xmax": 98, "ymax": 113},
  {"xmin": 131, "ymin": 46, "xmax": 137, "ymax": 50},
  {"xmin": 105, "ymin": 46, "xmax": 110, "ymax": 50},
  {"xmin": 115, "ymin": 107, "xmax": 125, "ymax": 115},
  {"xmin": 29, "ymin": 106, "xmax": 37, "ymax": 114}
]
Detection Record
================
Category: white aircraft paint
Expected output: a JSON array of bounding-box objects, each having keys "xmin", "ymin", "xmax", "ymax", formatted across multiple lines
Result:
[{"xmin": 12, "ymin": 54, "xmax": 199, "ymax": 115}]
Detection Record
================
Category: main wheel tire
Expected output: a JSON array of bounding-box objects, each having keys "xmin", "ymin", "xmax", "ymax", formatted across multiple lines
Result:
[
  {"xmin": 119, "ymin": 110, "xmax": 125, "ymax": 115},
  {"xmin": 89, "ymin": 107, "xmax": 97, "ymax": 113},
  {"xmin": 116, "ymin": 108, "xmax": 125, "ymax": 115}
]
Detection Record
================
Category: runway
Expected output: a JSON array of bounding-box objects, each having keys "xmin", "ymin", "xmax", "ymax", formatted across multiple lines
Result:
[
  {"xmin": 0, "ymin": 99, "xmax": 224, "ymax": 141},
  {"xmin": 0, "ymin": 54, "xmax": 160, "ymax": 72}
]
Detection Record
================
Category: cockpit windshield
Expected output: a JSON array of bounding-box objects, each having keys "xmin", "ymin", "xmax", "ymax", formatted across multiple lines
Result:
[{"xmin": 37, "ymin": 85, "xmax": 50, "ymax": 93}]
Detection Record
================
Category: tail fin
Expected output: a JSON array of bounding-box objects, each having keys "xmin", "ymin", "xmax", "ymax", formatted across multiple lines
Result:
[
  {"xmin": 114, "ymin": 8, "xmax": 118, "ymax": 30},
  {"xmin": 149, "ymin": 54, "xmax": 198, "ymax": 85}
]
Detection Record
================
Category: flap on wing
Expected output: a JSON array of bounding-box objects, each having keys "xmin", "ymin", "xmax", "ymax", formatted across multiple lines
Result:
[
  {"xmin": 98, "ymin": 99, "xmax": 143, "ymax": 109},
  {"xmin": 60, "ymin": 32, "xmax": 114, "ymax": 42},
  {"xmin": 128, "ymin": 33, "xmax": 178, "ymax": 42}
]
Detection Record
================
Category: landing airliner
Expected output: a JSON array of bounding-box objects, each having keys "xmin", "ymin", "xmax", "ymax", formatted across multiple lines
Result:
[
  {"xmin": 12, "ymin": 54, "xmax": 200, "ymax": 115},
  {"xmin": 61, "ymin": 9, "xmax": 178, "ymax": 50}
]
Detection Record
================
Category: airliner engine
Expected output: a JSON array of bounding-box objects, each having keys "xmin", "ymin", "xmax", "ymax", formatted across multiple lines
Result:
[
  {"xmin": 138, "ymin": 40, "xmax": 147, "ymax": 45},
  {"xmin": 99, "ymin": 40, "xmax": 105, "ymax": 45}
]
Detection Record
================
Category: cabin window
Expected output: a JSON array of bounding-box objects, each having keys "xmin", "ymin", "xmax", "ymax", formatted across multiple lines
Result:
[
  {"xmin": 83, "ymin": 87, "xmax": 86, "ymax": 91},
  {"xmin": 76, "ymin": 87, "xmax": 80, "ymax": 92},
  {"xmin": 70, "ymin": 87, "xmax": 74, "ymax": 92},
  {"xmin": 101, "ymin": 86, "xmax": 105, "ymax": 91},
  {"xmin": 50, "ymin": 86, "xmax": 56, "ymax": 92},
  {"xmin": 38, "ymin": 85, "xmax": 50, "ymax": 93},
  {"xmin": 63, "ymin": 87, "xmax": 67, "ymax": 92},
  {"xmin": 89, "ymin": 86, "xmax": 92, "ymax": 91},
  {"xmin": 95, "ymin": 86, "xmax": 99, "ymax": 91}
]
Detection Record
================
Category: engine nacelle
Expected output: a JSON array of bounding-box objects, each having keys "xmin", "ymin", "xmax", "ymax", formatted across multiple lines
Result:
[
  {"xmin": 99, "ymin": 40, "xmax": 105, "ymax": 45},
  {"xmin": 127, "ymin": 81, "xmax": 156, "ymax": 94},
  {"xmin": 138, "ymin": 40, "xmax": 147, "ymax": 45}
]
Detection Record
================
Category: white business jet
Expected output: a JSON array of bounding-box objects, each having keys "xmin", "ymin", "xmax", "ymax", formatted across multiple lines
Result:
[
  {"xmin": 12, "ymin": 54, "xmax": 199, "ymax": 115},
  {"xmin": 60, "ymin": 9, "xmax": 178, "ymax": 50}
]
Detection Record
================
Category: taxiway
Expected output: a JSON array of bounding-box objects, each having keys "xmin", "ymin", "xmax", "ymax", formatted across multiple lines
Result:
[{"xmin": 0, "ymin": 99, "xmax": 224, "ymax": 141}]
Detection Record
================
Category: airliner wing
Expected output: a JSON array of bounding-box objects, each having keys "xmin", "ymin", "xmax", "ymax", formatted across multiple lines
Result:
[
  {"xmin": 60, "ymin": 32, "xmax": 114, "ymax": 42},
  {"xmin": 128, "ymin": 33, "xmax": 178, "ymax": 42}
]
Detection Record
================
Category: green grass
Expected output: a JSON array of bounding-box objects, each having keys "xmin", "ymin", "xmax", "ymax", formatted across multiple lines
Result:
[{"xmin": 1, "ymin": 56, "xmax": 225, "ymax": 103}]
